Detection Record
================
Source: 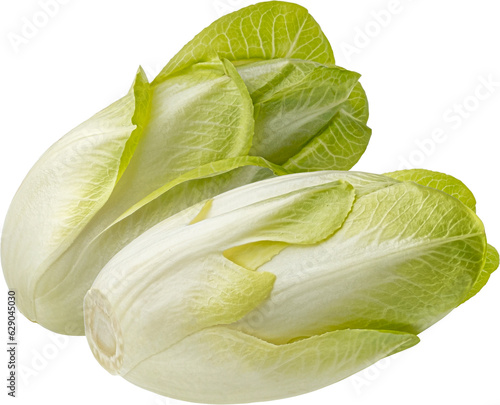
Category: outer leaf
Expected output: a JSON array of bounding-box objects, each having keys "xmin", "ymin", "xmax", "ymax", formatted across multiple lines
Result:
[
  {"xmin": 384, "ymin": 169, "xmax": 477, "ymax": 211},
  {"xmin": 117, "ymin": 68, "xmax": 152, "ymax": 181},
  {"xmin": 1, "ymin": 68, "xmax": 150, "ymax": 322},
  {"xmin": 283, "ymin": 80, "xmax": 371, "ymax": 171},
  {"xmin": 233, "ymin": 181, "xmax": 487, "ymax": 343},
  {"xmin": 385, "ymin": 169, "xmax": 498, "ymax": 301},
  {"xmin": 94, "ymin": 59, "xmax": 254, "ymax": 219},
  {"xmin": 155, "ymin": 1, "xmax": 335, "ymax": 81},
  {"xmin": 462, "ymin": 244, "xmax": 499, "ymax": 302},
  {"xmin": 236, "ymin": 59, "xmax": 365, "ymax": 165},
  {"xmin": 123, "ymin": 327, "xmax": 418, "ymax": 404}
]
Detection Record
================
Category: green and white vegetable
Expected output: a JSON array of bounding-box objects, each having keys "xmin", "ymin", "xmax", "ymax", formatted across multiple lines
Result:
[
  {"xmin": 84, "ymin": 169, "xmax": 497, "ymax": 404},
  {"xmin": 1, "ymin": 2, "xmax": 371, "ymax": 335},
  {"xmin": 2, "ymin": 1, "xmax": 496, "ymax": 401}
]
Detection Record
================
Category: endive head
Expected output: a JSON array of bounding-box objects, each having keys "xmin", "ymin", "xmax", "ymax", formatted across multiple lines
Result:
[
  {"xmin": 156, "ymin": 0, "xmax": 372, "ymax": 172},
  {"xmin": 84, "ymin": 170, "xmax": 496, "ymax": 403},
  {"xmin": 1, "ymin": 1, "xmax": 370, "ymax": 335}
]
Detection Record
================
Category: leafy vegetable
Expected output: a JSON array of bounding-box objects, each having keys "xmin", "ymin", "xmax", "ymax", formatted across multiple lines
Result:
[
  {"xmin": 84, "ymin": 170, "xmax": 495, "ymax": 403},
  {"xmin": 2, "ymin": 1, "xmax": 372, "ymax": 334},
  {"xmin": 1, "ymin": 2, "xmax": 496, "ymax": 402}
]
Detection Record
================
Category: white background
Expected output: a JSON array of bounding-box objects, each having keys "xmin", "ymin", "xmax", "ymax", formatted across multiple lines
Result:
[{"xmin": 1, "ymin": 0, "xmax": 499, "ymax": 404}]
